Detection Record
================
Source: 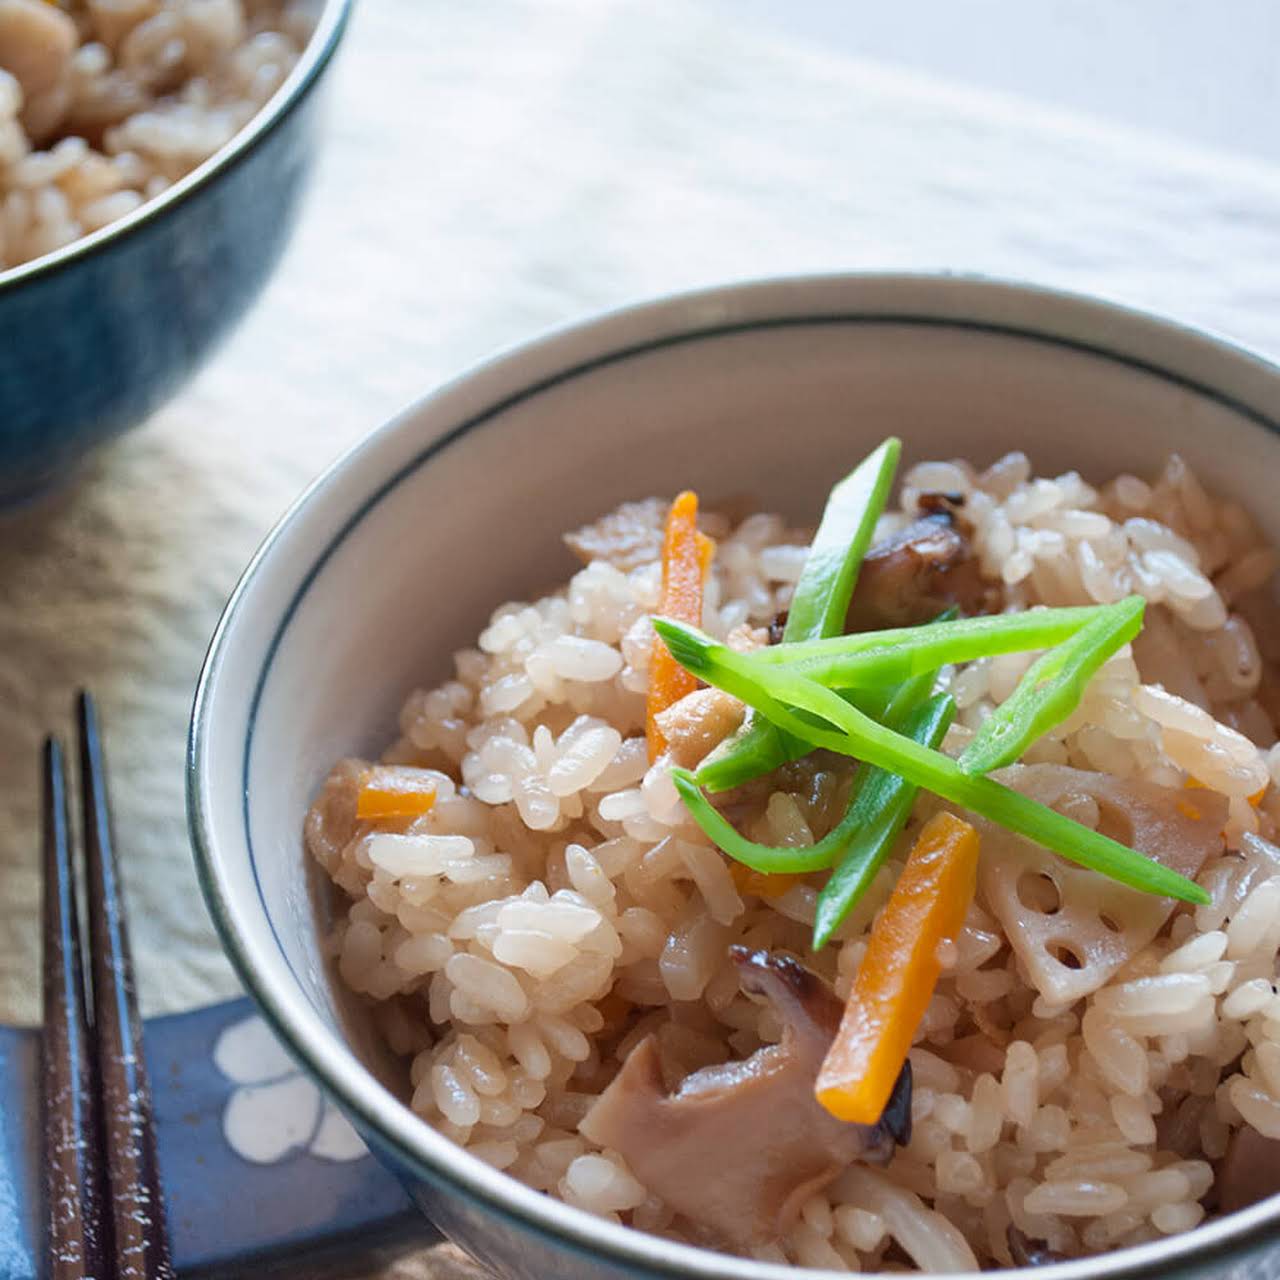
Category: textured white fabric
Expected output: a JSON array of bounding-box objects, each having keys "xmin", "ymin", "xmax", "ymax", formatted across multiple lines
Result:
[{"xmin": 4, "ymin": 0, "xmax": 1280, "ymax": 1058}]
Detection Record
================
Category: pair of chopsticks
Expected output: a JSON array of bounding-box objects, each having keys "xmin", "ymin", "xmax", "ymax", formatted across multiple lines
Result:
[{"xmin": 42, "ymin": 693, "xmax": 173, "ymax": 1279}]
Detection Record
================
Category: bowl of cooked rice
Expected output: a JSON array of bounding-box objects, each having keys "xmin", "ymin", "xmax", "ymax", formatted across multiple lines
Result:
[
  {"xmin": 190, "ymin": 273, "xmax": 1280, "ymax": 1279},
  {"xmin": 0, "ymin": 0, "xmax": 350, "ymax": 504}
]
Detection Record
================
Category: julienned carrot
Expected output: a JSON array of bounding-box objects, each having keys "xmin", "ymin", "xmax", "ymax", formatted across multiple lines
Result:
[
  {"xmin": 816, "ymin": 810, "xmax": 979, "ymax": 1124},
  {"xmin": 356, "ymin": 766, "xmax": 438, "ymax": 821},
  {"xmin": 727, "ymin": 862, "xmax": 806, "ymax": 901},
  {"xmin": 646, "ymin": 490, "xmax": 714, "ymax": 760}
]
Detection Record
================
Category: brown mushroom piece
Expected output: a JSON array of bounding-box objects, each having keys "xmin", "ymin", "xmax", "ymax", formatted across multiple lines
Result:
[
  {"xmin": 846, "ymin": 511, "xmax": 1000, "ymax": 631},
  {"xmin": 579, "ymin": 947, "xmax": 911, "ymax": 1249},
  {"xmin": 1217, "ymin": 1126, "xmax": 1280, "ymax": 1213},
  {"xmin": 1007, "ymin": 1226, "xmax": 1067, "ymax": 1266}
]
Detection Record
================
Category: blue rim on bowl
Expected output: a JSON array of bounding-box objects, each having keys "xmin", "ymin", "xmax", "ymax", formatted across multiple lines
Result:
[
  {"xmin": 188, "ymin": 273, "xmax": 1280, "ymax": 1279},
  {"xmin": 0, "ymin": 0, "xmax": 354, "ymax": 295}
]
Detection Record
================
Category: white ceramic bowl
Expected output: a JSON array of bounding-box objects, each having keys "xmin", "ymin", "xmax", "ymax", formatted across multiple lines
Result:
[{"xmin": 189, "ymin": 274, "xmax": 1280, "ymax": 1280}]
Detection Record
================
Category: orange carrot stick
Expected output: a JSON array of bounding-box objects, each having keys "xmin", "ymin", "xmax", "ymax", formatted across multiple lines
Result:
[
  {"xmin": 727, "ymin": 862, "xmax": 807, "ymax": 901},
  {"xmin": 647, "ymin": 490, "xmax": 714, "ymax": 760},
  {"xmin": 356, "ymin": 765, "xmax": 438, "ymax": 821},
  {"xmin": 816, "ymin": 810, "xmax": 979, "ymax": 1123}
]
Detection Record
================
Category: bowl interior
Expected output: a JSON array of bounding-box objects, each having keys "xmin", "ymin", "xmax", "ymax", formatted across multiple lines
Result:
[{"xmin": 192, "ymin": 280, "xmax": 1280, "ymax": 1275}]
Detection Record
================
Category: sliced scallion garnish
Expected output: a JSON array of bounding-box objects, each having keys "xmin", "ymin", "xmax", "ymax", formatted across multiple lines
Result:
[
  {"xmin": 957, "ymin": 595, "xmax": 1144, "ymax": 776},
  {"xmin": 697, "ymin": 605, "xmax": 1119, "ymax": 791},
  {"xmin": 754, "ymin": 605, "xmax": 1114, "ymax": 680},
  {"xmin": 697, "ymin": 438, "xmax": 901, "ymax": 792},
  {"xmin": 813, "ymin": 692, "xmax": 956, "ymax": 949},
  {"xmin": 673, "ymin": 632, "xmax": 946, "ymax": 902},
  {"xmin": 655, "ymin": 618, "xmax": 1208, "ymax": 905}
]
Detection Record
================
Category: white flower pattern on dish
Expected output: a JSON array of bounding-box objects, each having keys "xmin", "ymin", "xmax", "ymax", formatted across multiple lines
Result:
[{"xmin": 213, "ymin": 1015, "xmax": 367, "ymax": 1164}]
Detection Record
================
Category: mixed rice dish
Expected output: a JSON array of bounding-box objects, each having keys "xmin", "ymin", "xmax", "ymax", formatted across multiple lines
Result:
[
  {"xmin": 306, "ymin": 441, "xmax": 1280, "ymax": 1271},
  {"xmin": 0, "ymin": 0, "xmax": 312, "ymax": 270}
]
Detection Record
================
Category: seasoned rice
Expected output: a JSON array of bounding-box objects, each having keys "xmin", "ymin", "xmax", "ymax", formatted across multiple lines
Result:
[
  {"xmin": 308, "ymin": 450, "xmax": 1280, "ymax": 1271},
  {"xmin": 0, "ymin": 0, "xmax": 313, "ymax": 270}
]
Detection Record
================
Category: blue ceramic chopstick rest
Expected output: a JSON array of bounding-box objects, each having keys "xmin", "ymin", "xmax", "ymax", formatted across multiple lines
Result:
[{"xmin": 0, "ymin": 998, "xmax": 414, "ymax": 1277}]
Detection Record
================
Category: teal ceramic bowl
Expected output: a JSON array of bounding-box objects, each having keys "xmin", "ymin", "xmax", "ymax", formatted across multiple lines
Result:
[{"xmin": 0, "ymin": 0, "xmax": 352, "ymax": 506}]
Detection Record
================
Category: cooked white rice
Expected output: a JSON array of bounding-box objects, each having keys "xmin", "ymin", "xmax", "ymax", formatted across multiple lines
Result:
[
  {"xmin": 307, "ymin": 450, "xmax": 1280, "ymax": 1272},
  {"xmin": 0, "ymin": 0, "xmax": 313, "ymax": 270}
]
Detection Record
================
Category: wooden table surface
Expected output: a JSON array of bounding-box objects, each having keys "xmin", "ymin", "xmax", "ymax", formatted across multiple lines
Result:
[{"xmin": 6, "ymin": 1, "xmax": 1280, "ymax": 1273}]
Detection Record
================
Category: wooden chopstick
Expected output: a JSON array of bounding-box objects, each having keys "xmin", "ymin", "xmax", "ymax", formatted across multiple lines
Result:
[
  {"xmin": 39, "ymin": 694, "xmax": 174, "ymax": 1279},
  {"xmin": 77, "ymin": 692, "xmax": 174, "ymax": 1280},
  {"xmin": 41, "ymin": 737, "xmax": 106, "ymax": 1280}
]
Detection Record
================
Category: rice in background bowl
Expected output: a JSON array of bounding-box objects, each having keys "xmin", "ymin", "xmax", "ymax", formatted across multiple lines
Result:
[
  {"xmin": 0, "ymin": 0, "xmax": 315, "ymax": 270},
  {"xmin": 306, "ymin": 446, "xmax": 1280, "ymax": 1272},
  {"xmin": 0, "ymin": 0, "xmax": 346, "ymax": 503}
]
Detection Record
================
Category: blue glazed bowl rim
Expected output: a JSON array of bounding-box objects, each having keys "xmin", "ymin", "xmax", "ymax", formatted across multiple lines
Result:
[
  {"xmin": 0, "ymin": 0, "xmax": 353, "ymax": 293},
  {"xmin": 190, "ymin": 271, "xmax": 1280, "ymax": 1279}
]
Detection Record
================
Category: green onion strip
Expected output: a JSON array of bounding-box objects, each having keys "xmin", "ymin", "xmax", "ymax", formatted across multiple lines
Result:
[
  {"xmin": 958, "ymin": 596, "xmax": 1144, "ymax": 776},
  {"xmin": 657, "ymin": 618, "xmax": 1207, "ymax": 905},
  {"xmin": 698, "ymin": 437, "xmax": 902, "ymax": 792}
]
